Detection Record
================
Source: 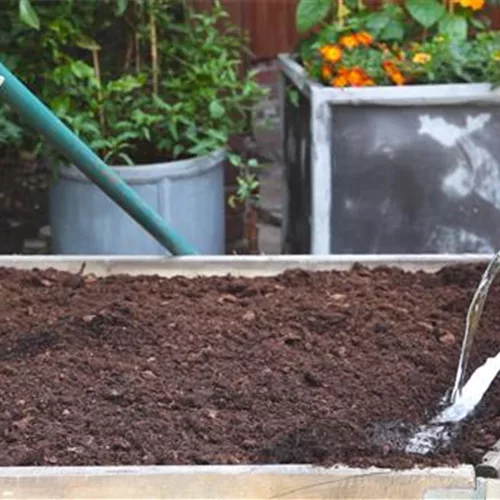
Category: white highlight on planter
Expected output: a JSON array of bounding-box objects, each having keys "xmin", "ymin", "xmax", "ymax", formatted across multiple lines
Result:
[
  {"xmin": 425, "ymin": 227, "xmax": 493, "ymax": 254},
  {"xmin": 418, "ymin": 112, "xmax": 500, "ymax": 211},
  {"xmin": 442, "ymin": 140, "xmax": 500, "ymax": 212},
  {"xmin": 442, "ymin": 164, "xmax": 471, "ymax": 199},
  {"xmin": 406, "ymin": 349, "xmax": 500, "ymax": 455},
  {"xmin": 344, "ymin": 198, "xmax": 355, "ymax": 211},
  {"xmin": 418, "ymin": 114, "xmax": 491, "ymax": 148}
]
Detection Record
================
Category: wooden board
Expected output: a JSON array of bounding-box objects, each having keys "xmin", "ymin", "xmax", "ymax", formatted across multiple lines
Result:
[{"xmin": 0, "ymin": 465, "xmax": 477, "ymax": 500}]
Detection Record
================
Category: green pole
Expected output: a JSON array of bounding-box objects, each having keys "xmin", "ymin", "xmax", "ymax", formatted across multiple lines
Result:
[{"xmin": 0, "ymin": 62, "xmax": 197, "ymax": 256}]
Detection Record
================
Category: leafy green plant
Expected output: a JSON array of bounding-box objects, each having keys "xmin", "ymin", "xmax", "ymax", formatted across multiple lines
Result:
[
  {"xmin": 227, "ymin": 151, "xmax": 263, "ymax": 253},
  {"xmin": 228, "ymin": 153, "xmax": 261, "ymax": 208},
  {"xmin": 1, "ymin": 0, "xmax": 266, "ymax": 168},
  {"xmin": 296, "ymin": 0, "xmax": 500, "ymax": 87}
]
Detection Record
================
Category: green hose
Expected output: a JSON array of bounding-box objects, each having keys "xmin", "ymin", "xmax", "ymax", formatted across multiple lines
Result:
[{"xmin": 0, "ymin": 62, "xmax": 197, "ymax": 256}]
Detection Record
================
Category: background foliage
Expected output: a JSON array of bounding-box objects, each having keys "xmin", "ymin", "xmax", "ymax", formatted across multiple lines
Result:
[{"xmin": 0, "ymin": 0, "xmax": 265, "ymax": 165}]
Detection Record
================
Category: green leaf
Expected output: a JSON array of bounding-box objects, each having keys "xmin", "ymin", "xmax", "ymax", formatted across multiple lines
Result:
[
  {"xmin": 406, "ymin": 0, "xmax": 445, "ymax": 29},
  {"xmin": 19, "ymin": 0, "xmax": 40, "ymax": 30},
  {"xmin": 247, "ymin": 158, "xmax": 259, "ymax": 168},
  {"xmin": 50, "ymin": 96, "xmax": 71, "ymax": 115},
  {"xmin": 167, "ymin": 122, "xmax": 179, "ymax": 141},
  {"xmin": 366, "ymin": 12, "xmax": 391, "ymax": 37},
  {"xmin": 296, "ymin": 0, "xmax": 331, "ymax": 33},
  {"xmin": 229, "ymin": 153, "xmax": 242, "ymax": 167},
  {"xmin": 469, "ymin": 17, "xmax": 485, "ymax": 31},
  {"xmin": 75, "ymin": 35, "xmax": 101, "ymax": 51},
  {"xmin": 117, "ymin": 152, "xmax": 134, "ymax": 166},
  {"xmin": 209, "ymin": 100, "xmax": 225, "ymax": 119},
  {"xmin": 381, "ymin": 20, "xmax": 405, "ymax": 41},
  {"xmin": 173, "ymin": 144, "xmax": 185, "ymax": 158},
  {"xmin": 439, "ymin": 14, "xmax": 468, "ymax": 41},
  {"xmin": 115, "ymin": 0, "xmax": 129, "ymax": 16}
]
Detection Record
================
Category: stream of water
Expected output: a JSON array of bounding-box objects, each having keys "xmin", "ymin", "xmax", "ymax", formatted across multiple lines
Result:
[
  {"xmin": 450, "ymin": 251, "xmax": 500, "ymax": 404},
  {"xmin": 406, "ymin": 251, "xmax": 500, "ymax": 455}
]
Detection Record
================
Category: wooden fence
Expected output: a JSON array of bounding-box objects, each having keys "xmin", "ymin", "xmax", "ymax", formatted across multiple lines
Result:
[{"xmin": 193, "ymin": 0, "xmax": 500, "ymax": 61}]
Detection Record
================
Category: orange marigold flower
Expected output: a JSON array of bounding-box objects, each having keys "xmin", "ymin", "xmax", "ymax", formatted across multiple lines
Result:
[
  {"xmin": 322, "ymin": 64, "xmax": 334, "ymax": 81},
  {"xmin": 355, "ymin": 31, "xmax": 374, "ymax": 46},
  {"xmin": 391, "ymin": 70, "xmax": 406, "ymax": 85},
  {"xmin": 320, "ymin": 44, "xmax": 343, "ymax": 64},
  {"xmin": 332, "ymin": 67, "xmax": 375, "ymax": 87},
  {"xmin": 383, "ymin": 60, "xmax": 396, "ymax": 72},
  {"xmin": 453, "ymin": 0, "xmax": 484, "ymax": 10},
  {"xmin": 383, "ymin": 60, "xmax": 406, "ymax": 86},
  {"xmin": 470, "ymin": 0, "xmax": 485, "ymax": 9},
  {"xmin": 332, "ymin": 67, "xmax": 350, "ymax": 87},
  {"xmin": 340, "ymin": 34, "xmax": 359, "ymax": 50},
  {"xmin": 347, "ymin": 67, "xmax": 372, "ymax": 87},
  {"xmin": 333, "ymin": 74, "xmax": 349, "ymax": 87},
  {"xmin": 413, "ymin": 52, "xmax": 432, "ymax": 64}
]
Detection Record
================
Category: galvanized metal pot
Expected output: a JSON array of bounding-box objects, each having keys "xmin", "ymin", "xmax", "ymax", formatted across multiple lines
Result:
[{"xmin": 49, "ymin": 150, "xmax": 226, "ymax": 255}]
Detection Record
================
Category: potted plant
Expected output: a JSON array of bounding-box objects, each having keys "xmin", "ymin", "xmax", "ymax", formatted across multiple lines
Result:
[
  {"xmin": 1, "ymin": 0, "xmax": 265, "ymax": 255},
  {"xmin": 280, "ymin": 0, "xmax": 500, "ymax": 255}
]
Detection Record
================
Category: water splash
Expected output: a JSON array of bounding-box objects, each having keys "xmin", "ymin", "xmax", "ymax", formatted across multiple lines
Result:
[
  {"xmin": 407, "ymin": 252, "xmax": 500, "ymax": 455},
  {"xmin": 407, "ymin": 350, "xmax": 500, "ymax": 454}
]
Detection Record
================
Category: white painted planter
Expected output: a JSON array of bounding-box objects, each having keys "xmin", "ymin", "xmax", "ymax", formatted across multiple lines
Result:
[
  {"xmin": 0, "ymin": 254, "xmax": 499, "ymax": 499},
  {"xmin": 279, "ymin": 54, "xmax": 500, "ymax": 255},
  {"xmin": 49, "ymin": 150, "xmax": 226, "ymax": 255}
]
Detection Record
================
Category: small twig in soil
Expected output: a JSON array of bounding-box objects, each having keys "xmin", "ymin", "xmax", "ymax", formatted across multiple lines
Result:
[{"xmin": 62, "ymin": 262, "xmax": 87, "ymax": 289}]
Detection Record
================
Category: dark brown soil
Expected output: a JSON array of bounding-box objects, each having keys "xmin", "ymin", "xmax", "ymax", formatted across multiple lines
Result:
[{"xmin": 1, "ymin": 263, "xmax": 500, "ymax": 469}]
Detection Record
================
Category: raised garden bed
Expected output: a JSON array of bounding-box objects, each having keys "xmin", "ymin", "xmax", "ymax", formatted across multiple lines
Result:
[{"xmin": 1, "ymin": 255, "xmax": 500, "ymax": 498}]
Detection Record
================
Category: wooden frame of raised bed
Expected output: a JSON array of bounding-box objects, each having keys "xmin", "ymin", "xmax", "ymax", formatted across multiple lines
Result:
[{"xmin": 2, "ymin": 254, "xmax": 500, "ymax": 500}]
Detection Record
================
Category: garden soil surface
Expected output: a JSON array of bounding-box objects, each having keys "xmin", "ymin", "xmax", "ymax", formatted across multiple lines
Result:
[{"xmin": 1, "ymin": 263, "xmax": 500, "ymax": 469}]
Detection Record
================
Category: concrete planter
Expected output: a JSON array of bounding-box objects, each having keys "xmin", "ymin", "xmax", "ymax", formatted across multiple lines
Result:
[
  {"xmin": 49, "ymin": 150, "xmax": 226, "ymax": 255},
  {"xmin": 279, "ymin": 54, "xmax": 500, "ymax": 255}
]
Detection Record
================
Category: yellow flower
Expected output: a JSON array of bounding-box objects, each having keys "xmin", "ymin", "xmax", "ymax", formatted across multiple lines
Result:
[
  {"xmin": 320, "ymin": 44, "xmax": 343, "ymax": 64},
  {"xmin": 453, "ymin": 0, "xmax": 485, "ymax": 10},
  {"xmin": 355, "ymin": 31, "xmax": 374, "ymax": 46},
  {"xmin": 340, "ymin": 34, "xmax": 359, "ymax": 50},
  {"xmin": 413, "ymin": 52, "xmax": 432, "ymax": 64}
]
